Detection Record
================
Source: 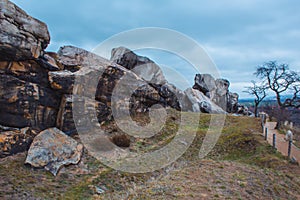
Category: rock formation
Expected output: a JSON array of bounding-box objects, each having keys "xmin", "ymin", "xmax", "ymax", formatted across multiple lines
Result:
[
  {"xmin": 0, "ymin": 0, "xmax": 50, "ymax": 60},
  {"xmin": 0, "ymin": 0, "xmax": 250, "ymax": 174},
  {"xmin": 0, "ymin": 127, "xmax": 36, "ymax": 158},
  {"xmin": 193, "ymin": 74, "xmax": 250, "ymax": 114},
  {"xmin": 25, "ymin": 128, "xmax": 83, "ymax": 176},
  {"xmin": 111, "ymin": 47, "xmax": 167, "ymax": 85}
]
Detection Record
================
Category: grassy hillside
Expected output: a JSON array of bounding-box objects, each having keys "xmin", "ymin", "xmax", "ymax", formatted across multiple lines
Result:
[{"xmin": 0, "ymin": 112, "xmax": 299, "ymax": 199}]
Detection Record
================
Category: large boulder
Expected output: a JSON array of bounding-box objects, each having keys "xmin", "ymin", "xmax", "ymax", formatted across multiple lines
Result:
[
  {"xmin": 0, "ymin": 127, "xmax": 36, "ymax": 158},
  {"xmin": 0, "ymin": 0, "xmax": 50, "ymax": 61},
  {"xmin": 193, "ymin": 74, "xmax": 216, "ymax": 98},
  {"xmin": 193, "ymin": 74, "xmax": 241, "ymax": 114},
  {"xmin": 227, "ymin": 92, "xmax": 239, "ymax": 113},
  {"xmin": 111, "ymin": 47, "xmax": 167, "ymax": 85},
  {"xmin": 25, "ymin": 128, "xmax": 83, "ymax": 176},
  {"xmin": 214, "ymin": 78, "xmax": 230, "ymax": 111},
  {"xmin": 182, "ymin": 88, "xmax": 226, "ymax": 114}
]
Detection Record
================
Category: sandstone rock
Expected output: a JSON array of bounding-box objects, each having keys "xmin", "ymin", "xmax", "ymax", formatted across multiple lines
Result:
[
  {"xmin": 214, "ymin": 78, "xmax": 230, "ymax": 110},
  {"xmin": 111, "ymin": 47, "xmax": 167, "ymax": 85},
  {"xmin": 56, "ymin": 95, "xmax": 112, "ymax": 135},
  {"xmin": 227, "ymin": 92, "xmax": 239, "ymax": 113},
  {"xmin": 0, "ymin": 127, "xmax": 36, "ymax": 158},
  {"xmin": 193, "ymin": 74, "xmax": 245, "ymax": 114},
  {"xmin": 37, "ymin": 52, "xmax": 63, "ymax": 71},
  {"xmin": 237, "ymin": 104, "xmax": 252, "ymax": 116},
  {"xmin": 0, "ymin": 124, "xmax": 19, "ymax": 131},
  {"xmin": 52, "ymin": 46, "xmax": 174, "ymax": 113},
  {"xmin": 0, "ymin": 60, "xmax": 50, "ymax": 85},
  {"xmin": 0, "ymin": 0, "xmax": 50, "ymax": 61},
  {"xmin": 182, "ymin": 88, "xmax": 226, "ymax": 114},
  {"xmin": 57, "ymin": 45, "xmax": 113, "ymax": 72},
  {"xmin": 0, "ymin": 73, "xmax": 60, "ymax": 129},
  {"xmin": 48, "ymin": 70, "xmax": 75, "ymax": 93},
  {"xmin": 193, "ymin": 74, "xmax": 216, "ymax": 98},
  {"xmin": 155, "ymin": 83, "xmax": 182, "ymax": 110},
  {"xmin": 25, "ymin": 128, "xmax": 83, "ymax": 176}
]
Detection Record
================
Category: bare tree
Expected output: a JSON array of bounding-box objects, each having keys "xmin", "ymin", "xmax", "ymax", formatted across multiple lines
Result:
[
  {"xmin": 243, "ymin": 81, "xmax": 267, "ymax": 117},
  {"xmin": 255, "ymin": 61, "xmax": 300, "ymax": 128}
]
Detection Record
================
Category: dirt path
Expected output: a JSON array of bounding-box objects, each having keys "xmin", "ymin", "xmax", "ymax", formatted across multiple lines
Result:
[{"xmin": 264, "ymin": 122, "xmax": 300, "ymax": 162}]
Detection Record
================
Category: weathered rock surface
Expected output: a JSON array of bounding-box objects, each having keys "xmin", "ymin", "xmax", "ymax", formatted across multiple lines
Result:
[
  {"xmin": 193, "ymin": 74, "xmax": 217, "ymax": 98},
  {"xmin": 193, "ymin": 74, "xmax": 241, "ymax": 113},
  {"xmin": 0, "ymin": 73, "xmax": 60, "ymax": 129},
  {"xmin": 111, "ymin": 48, "xmax": 228, "ymax": 114},
  {"xmin": 111, "ymin": 47, "xmax": 167, "ymax": 85},
  {"xmin": 214, "ymin": 78, "xmax": 230, "ymax": 110},
  {"xmin": 0, "ymin": 1, "xmax": 61, "ymax": 133},
  {"xmin": 227, "ymin": 92, "xmax": 239, "ymax": 113},
  {"xmin": 0, "ymin": 0, "xmax": 250, "ymax": 161},
  {"xmin": 52, "ymin": 46, "xmax": 174, "ymax": 109},
  {"xmin": 56, "ymin": 95, "xmax": 112, "ymax": 135},
  {"xmin": 0, "ymin": 0, "xmax": 50, "ymax": 61},
  {"xmin": 0, "ymin": 127, "xmax": 36, "ymax": 158},
  {"xmin": 182, "ymin": 88, "xmax": 226, "ymax": 114},
  {"xmin": 25, "ymin": 128, "xmax": 83, "ymax": 176},
  {"xmin": 0, "ymin": 59, "xmax": 57, "ymax": 86}
]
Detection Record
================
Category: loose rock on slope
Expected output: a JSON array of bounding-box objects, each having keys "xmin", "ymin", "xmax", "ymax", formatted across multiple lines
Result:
[{"xmin": 25, "ymin": 128, "xmax": 83, "ymax": 176}]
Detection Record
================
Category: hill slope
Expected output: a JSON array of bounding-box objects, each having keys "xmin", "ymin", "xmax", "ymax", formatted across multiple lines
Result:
[{"xmin": 0, "ymin": 113, "xmax": 299, "ymax": 199}]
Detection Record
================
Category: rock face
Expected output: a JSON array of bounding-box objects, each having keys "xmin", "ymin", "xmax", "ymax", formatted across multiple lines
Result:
[
  {"xmin": 182, "ymin": 88, "xmax": 226, "ymax": 114},
  {"xmin": 111, "ymin": 47, "xmax": 167, "ymax": 85},
  {"xmin": 110, "ymin": 48, "xmax": 226, "ymax": 113},
  {"xmin": 193, "ymin": 74, "xmax": 216, "ymax": 98},
  {"xmin": 52, "ymin": 46, "xmax": 178, "ymax": 117},
  {"xmin": 25, "ymin": 128, "xmax": 83, "ymax": 176},
  {"xmin": 227, "ymin": 92, "xmax": 239, "ymax": 113},
  {"xmin": 0, "ymin": 72, "xmax": 61, "ymax": 129},
  {"xmin": 193, "ymin": 74, "xmax": 241, "ymax": 113},
  {"xmin": 0, "ymin": 0, "xmax": 249, "ymax": 162},
  {"xmin": 0, "ymin": 0, "xmax": 50, "ymax": 61},
  {"xmin": 0, "ymin": 127, "xmax": 36, "ymax": 158},
  {"xmin": 56, "ymin": 95, "xmax": 111, "ymax": 135}
]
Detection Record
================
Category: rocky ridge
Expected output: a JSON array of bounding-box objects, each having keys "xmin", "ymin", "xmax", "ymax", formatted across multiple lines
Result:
[{"xmin": 0, "ymin": 0, "xmax": 250, "ymax": 174}]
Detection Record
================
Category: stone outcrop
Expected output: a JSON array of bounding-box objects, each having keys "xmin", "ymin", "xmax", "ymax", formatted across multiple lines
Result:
[
  {"xmin": 0, "ymin": 1, "xmax": 62, "ymax": 131},
  {"xmin": 0, "ymin": 0, "xmax": 249, "ymax": 163},
  {"xmin": 193, "ymin": 74, "xmax": 248, "ymax": 114},
  {"xmin": 25, "ymin": 128, "xmax": 83, "ymax": 176},
  {"xmin": 0, "ymin": 127, "xmax": 36, "ymax": 158},
  {"xmin": 111, "ymin": 47, "xmax": 167, "ymax": 85},
  {"xmin": 0, "ymin": 72, "xmax": 61, "ymax": 129},
  {"xmin": 110, "ymin": 47, "xmax": 225, "ymax": 113},
  {"xmin": 0, "ymin": 0, "xmax": 50, "ymax": 61},
  {"xmin": 51, "ymin": 46, "xmax": 179, "ymax": 119},
  {"xmin": 193, "ymin": 74, "xmax": 216, "ymax": 98},
  {"xmin": 182, "ymin": 88, "xmax": 226, "ymax": 114},
  {"xmin": 56, "ymin": 95, "xmax": 111, "ymax": 135}
]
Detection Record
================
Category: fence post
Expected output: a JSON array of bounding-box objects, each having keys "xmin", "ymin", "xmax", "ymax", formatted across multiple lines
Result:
[
  {"xmin": 265, "ymin": 128, "xmax": 268, "ymax": 140},
  {"xmin": 273, "ymin": 134, "xmax": 276, "ymax": 149},
  {"xmin": 261, "ymin": 114, "xmax": 265, "ymax": 132},
  {"xmin": 288, "ymin": 141, "xmax": 292, "ymax": 158}
]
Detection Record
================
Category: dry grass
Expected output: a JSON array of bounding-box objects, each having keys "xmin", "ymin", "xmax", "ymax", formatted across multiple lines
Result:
[{"xmin": 0, "ymin": 111, "xmax": 299, "ymax": 199}]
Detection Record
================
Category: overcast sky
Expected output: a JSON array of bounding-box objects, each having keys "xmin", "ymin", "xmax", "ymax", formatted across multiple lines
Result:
[{"xmin": 11, "ymin": 0, "xmax": 300, "ymax": 98}]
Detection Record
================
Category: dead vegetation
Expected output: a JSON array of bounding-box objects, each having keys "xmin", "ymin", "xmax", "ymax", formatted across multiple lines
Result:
[{"xmin": 0, "ymin": 111, "xmax": 299, "ymax": 199}]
